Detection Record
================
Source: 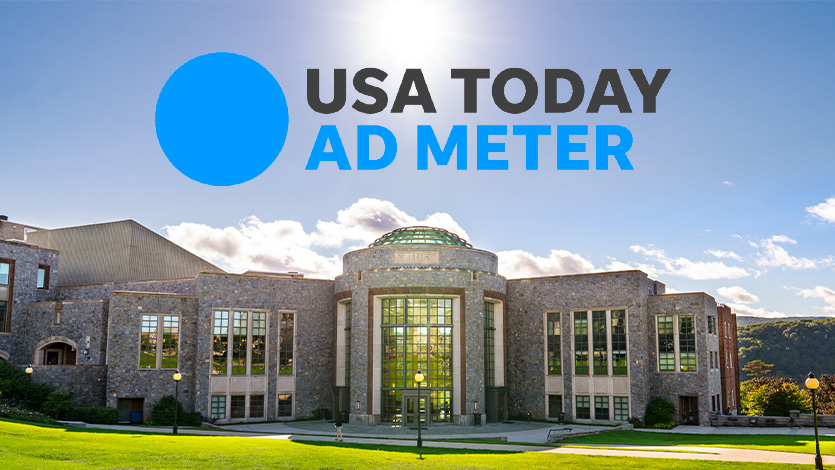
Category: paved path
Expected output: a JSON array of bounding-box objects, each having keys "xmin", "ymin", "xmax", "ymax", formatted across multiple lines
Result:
[{"xmin": 85, "ymin": 421, "xmax": 835, "ymax": 466}]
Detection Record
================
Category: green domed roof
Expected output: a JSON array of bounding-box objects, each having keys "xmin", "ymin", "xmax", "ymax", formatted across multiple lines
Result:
[{"xmin": 370, "ymin": 226, "xmax": 472, "ymax": 248}]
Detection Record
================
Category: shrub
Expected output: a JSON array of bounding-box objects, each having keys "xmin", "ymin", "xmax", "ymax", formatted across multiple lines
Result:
[
  {"xmin": 644, "ymin": 397, "xmax": 675, "ymax": 427},
  {"xmin": 43, "ymin": 391, "xmax": 76, "ymax": 419},
  {"xmin": 0, "ymin": 400, "xmax": 59, "ymax": 425},
  {"xmin": 148, "ymin": 395, "xmax": 204, "ymax": 426},
  {"xmin": 65, "ymin": 406, "xmax": 119, "ymax": 424},
  {"xmin": 0, "ymin": 361, "xmax": 55, "ymax": 411},
  {"xmin": 652, "ymin": 422, "xmax": 675, "ymax": 429}
]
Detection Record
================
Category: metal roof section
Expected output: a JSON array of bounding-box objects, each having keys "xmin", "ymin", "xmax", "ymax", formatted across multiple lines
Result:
[{"xmin": 27, "ymin": 220, "xmax": 224, "ymax": 286}]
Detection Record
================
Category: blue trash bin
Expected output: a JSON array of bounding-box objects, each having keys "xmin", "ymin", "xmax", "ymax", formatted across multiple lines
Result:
[{"xmin": 130, "ymin": 412, "xmax": 143, "ymax": 424}]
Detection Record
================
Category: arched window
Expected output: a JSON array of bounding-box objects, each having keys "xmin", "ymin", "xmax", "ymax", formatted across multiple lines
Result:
[{"xmin": 34, "ymin": 337, "xmax": 79, "ymax": 365}]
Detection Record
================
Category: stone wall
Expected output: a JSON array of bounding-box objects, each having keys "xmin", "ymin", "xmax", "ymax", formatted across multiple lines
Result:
[
  {"xmin": 343, "ymin": 245, "xmax": 498, "ymax": 274},
  {"xmin": 22, "ymin": 300, "xmax": 109, "ymax": 366},
  {"xmin": 57, "ymin": 278, "xmax": 197, "ymax": 301},
  {"xmin": 196, "ymin": 273, "xmax": 335, "ymax": 421},
  {"xmin": 647, "ymin": 293, "xmax": 722, "ymax": 426},
  {"xmin": 28, "ymin": 365, "xmax": 107, "ymax": 407},
  {"xmin": 105, "ymin": 292, "xmax": 199, "ymax": 421},
  {"xmin": 0, "ymin": 240, "xmax": 59, "ymax": 361},
  {"xmin": 711, "ymin": 411, "xmax": 835, "ymax": 428},
  {"xmin": 506, "ymin": 270, "xmax": 658, "ymax": 422}
]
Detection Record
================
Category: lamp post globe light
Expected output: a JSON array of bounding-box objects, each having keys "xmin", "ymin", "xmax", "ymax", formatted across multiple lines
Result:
[
  {"xmin": 805, "ymin": 372, "xmax": 824, "ymax": 470},
  {"xmin": 173, "ymin": 369, "xmax": 182, "ymax": 435},
  {"xmin": 24, "ymin": 365, "xmax": 33, "ymax": 408},
  {"xmin": 414, "ymin": 369, "xmax": 424, "ymax": 449}
]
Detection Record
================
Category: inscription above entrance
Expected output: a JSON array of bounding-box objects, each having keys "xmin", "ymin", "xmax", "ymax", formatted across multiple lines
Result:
[{"xmin": 391, "ymin": 251, "xmax": 439, "ymax": 264}]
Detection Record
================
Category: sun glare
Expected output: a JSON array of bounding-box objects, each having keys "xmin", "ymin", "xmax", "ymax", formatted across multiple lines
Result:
[{"xmin": 355, "ymin": 0, "xmax": 462, "ymax": 69}]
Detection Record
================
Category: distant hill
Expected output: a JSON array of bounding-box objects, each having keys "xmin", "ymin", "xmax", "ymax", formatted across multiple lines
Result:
[
  {"xmin": 736, "ymin": 316, "xmax": 829, "ymax": 327},
  {"xmin": 738, "ymin": 317, "xmax": 835, "ymax": 382}
]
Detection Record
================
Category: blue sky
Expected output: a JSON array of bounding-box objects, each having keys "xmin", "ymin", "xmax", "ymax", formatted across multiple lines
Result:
[{"xmin": 2, "ymin": 1, "xmax": 834, "ymax": 317}]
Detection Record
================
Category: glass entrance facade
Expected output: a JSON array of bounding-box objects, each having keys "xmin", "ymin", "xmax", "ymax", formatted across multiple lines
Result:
[{"xmin": 381, "ymin": 297, "xmax": 453, "ymax": 424}]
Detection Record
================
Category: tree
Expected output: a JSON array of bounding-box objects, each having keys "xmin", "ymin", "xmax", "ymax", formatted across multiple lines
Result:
[
  {"xmin": 741, "ymin": 377, "xmax": 811, "ymax": 416},
  {"xmin": 742, "ymin": 359, "xmax": 773, "ymax": 378}
]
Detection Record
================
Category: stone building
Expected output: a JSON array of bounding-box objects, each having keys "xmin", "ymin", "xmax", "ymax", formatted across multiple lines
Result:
[{"xmin": 0, "ymin": 217, "xmax": 739, "ymax": 426}]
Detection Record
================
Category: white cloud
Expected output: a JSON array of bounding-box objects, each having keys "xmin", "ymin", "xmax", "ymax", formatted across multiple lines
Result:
[
  {"xmin": 498, "ymin": 249, "xmax": 595, "ymax": 278},
  {"xmin": 722, "ymin": 181, "xmax": 734, "ymax": 187},
  {"xmin": 717, "ymin": 286, "xmax": 760, "ymax": 304},
  {"xmin": 754, "ymin": 235, "xmax": 828, "ymax": 270},
  {"xmin": 794, "ymin": 286, "xmax": 835, "ymax": 313},
  {"xmin": 706, "ymin": 249, "xmax": 743, "ymax": 261},
  {"xmin": 769, "ymin": 235, "xmax": 796, "ymax": 245},
  {"xmin": 806, "ymin": 196, "xmax": 835, "ymax": 223},
  {"xmin": 629, "ymin": 245, "xmax": 750, "ymax": 280},
  {"xmin": 604, "ymin": 257, "xmax": 662, "ymax": 279},
  {"xmin": 163, "ymin": 197, "xmax": 469, "ymax": 279},
  {"xmin": 731, "ymin": 234, "xmax": 743, "ymax": 240},
  {"xmin": 727, "ymin": 303, "xmax": 787, "ymax": 318}
]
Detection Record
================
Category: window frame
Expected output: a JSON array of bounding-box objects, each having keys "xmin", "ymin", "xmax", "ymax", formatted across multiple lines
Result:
[
  {"xmin": 613, "ymin": 396, "xmax": 629, "ymax": 421},
  {"xmin": 138, "ymin": 313, "xmax": 180, "ymax": 370},
  {"xmin": 279, "ymin": 312, "xmax": 295, "ymax": 375},
  {"xmin": 36, "ymin": 264, "xmax": 49, "ymax": 290},
  {"xmin": 546, "ymin": 312, "xmax": 561, "ymax": 375},
  {"xmin": 212, "ymin": 309, "xmax": 270, "ymax": 376}
]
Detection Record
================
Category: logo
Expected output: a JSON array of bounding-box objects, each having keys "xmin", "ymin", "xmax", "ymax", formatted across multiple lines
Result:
[{"xmin": 155, "ymin": 52, "xmax": 289, "ymax": 186}]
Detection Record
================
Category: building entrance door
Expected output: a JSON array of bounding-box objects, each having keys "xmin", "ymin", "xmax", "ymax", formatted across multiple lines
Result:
[
  {"xmin": 679, "ymin": 396, "xmax": 699, "ymax": 425},
  {"xmin": 402, "ymin": 391, "xmax": 428, "ymax": 427}
]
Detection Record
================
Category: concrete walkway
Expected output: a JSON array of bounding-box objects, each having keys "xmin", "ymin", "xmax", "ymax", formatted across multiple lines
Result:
[{"xmin": 84, "ymin": 421, "xmax": 835, "ymax": 466}]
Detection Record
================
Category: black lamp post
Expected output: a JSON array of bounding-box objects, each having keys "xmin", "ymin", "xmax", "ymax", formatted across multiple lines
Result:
[
  {"xmin": 805, "ymin": 372, "xmax": 824, "ymax": 470},
  {"xmin": 24, "ymin": 365, "xmax": 33, "ymax": 408},
  {"xmin": 414, "ymin": 369, "xmax": 424, "ymax": 449},
  {"xmin": 173, "ymin": 369, "xmax": 182, "ymax": 435}
]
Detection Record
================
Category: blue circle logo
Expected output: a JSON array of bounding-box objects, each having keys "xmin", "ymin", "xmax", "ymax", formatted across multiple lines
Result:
[{"xmin": 155, "ymin": 53, "xmax": 289, "ymax": 186}]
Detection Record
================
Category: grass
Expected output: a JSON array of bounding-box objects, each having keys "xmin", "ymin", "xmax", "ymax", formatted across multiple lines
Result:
[
  {"xmin": 561, "ymin": 430, "xmax": 835, "ymax": 455},
  {"xmin": 0, "ymin": 419, "xmax": 809, "ymax": 469}
]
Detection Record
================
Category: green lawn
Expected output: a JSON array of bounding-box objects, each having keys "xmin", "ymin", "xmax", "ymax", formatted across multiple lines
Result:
[
  {"xmin": 0, "ymin": 420, "xmax": 807, "ymax": 469},
  {"xmin": 561, "ymin": 430, "xmax": 835, "ymax": 455}
]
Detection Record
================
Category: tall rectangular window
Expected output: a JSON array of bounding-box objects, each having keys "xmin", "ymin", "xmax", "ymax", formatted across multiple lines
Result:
[
  {"xmin": 36, "ymin": 265, "xmax": 49, "ymax": 290},
  {"xmin": 232, "ymin": 311, "xmax": 248, "ymax": 375},
  {"xmin": 381, "ymin": 297, "xmax": 453, "ymax": 424},
  {"xmin": 594, "ymin": 396, "xmax": 610, "ymax": 420},
  {"xmin": 0, "ymin": 301, "xmax": 7, "ymax": 333},
  {"xmin": 657, "ymin": 315, "xmax": 675, "ymax": 371},
  {"xmin": 611, "ymin": 310, "xmax": 627, "ymax": 375},
  {"xmin": 230, "ymin": 395, "xmax": 246, "ymax": 419},
  {"xmin": 140, "ymin": 315, "xmax": 158, "ymax": 369},
  {"xmin": 251, "ymin": 312, "xmax": 266, "ymax": 375},
  {"xmin": 278, "ymin": 394, "xmax": 293, "ymax": 417},
  {"xmin": 574, "ymin": 312, "xmax": 589, "ymax": 375},
  {"xmin": 214, "ymin": 309, "xmax": 268, "ymax": 376},
  {"xmin": 250, "ymin": 395, "xmax": 264, "ymax": 418},
  {"xmin": 161, "ymin": 315, "xmax": 179, "ymax": 369},
  {"xmin": 575, "ymin": 395, "xmax": 590, "ymax": 419},
  {"xmin": 279, "ymin": 313, "xmax": 294, "ymax": 374},
  {"xmin": 708, "ymin": 316, "xmax": 716, "ymax": 334},
  {"xmin": 548, "ymin": 394, "xmax": 562, "ymax": 418},
  {"xmin": 211, "ymin": 396, "xmax": 226, "ymax": 420},
  {"xmin": 592, "ymin": 310, "xmax": 608, "ymax": 375},
  {"xmin": 0, "ymin": 261, "xmax": 10, "ymax": 285},
  {"xmin": 140, "ymin": 314, "xmax": 179, "ymax": 369},
  {"xmin": 679, "ymin": 315, "xmax": 696, "ymax": 371},
  {"xmin": 345, "ymin": 301, "xmax": 352, "ymax": 386},
  {"xmin": 484, "ymin": 302, "xmax": 495, "ymax": 387},
  {"xmin": 613, "ymin": 397, "xmax": 629, "ymax": 421},
  {"xmin": 546, "ymin": 312, "xmax": 561, "ymax": 375},
  {"xmin": 213, "ymin": 311, "xmax": 229, "ymax": 375}
]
